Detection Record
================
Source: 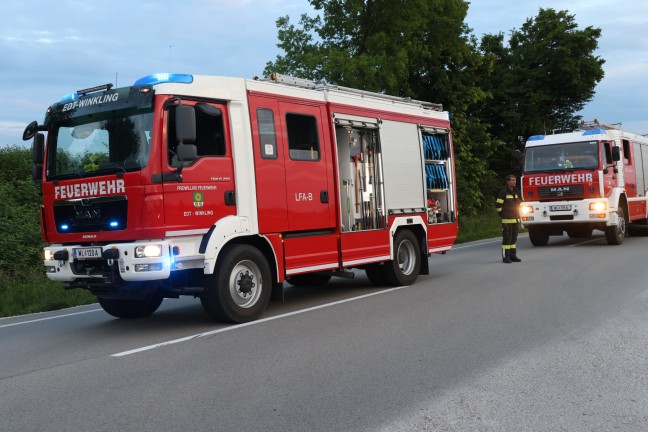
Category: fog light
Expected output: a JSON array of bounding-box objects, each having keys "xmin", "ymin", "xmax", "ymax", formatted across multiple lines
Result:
[
  {"xmin": 46, "ymin": 266, "xmax": 56, "ymax": 273},
  {"xmin": 135, "ymin": 263, "xmax": 163, "ymax": 272}
]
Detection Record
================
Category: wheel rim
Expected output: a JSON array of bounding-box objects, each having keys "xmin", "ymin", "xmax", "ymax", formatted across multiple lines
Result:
[
  {"xmin": 229, "ymin": 260, "xmax": 263, "ymax": 308},
  {"xmin": 397, "ymin": 240, "xmax": 416, "ymax": 275},
  {"xmin": 617, "ymin": 213, "xmax": 626, "ymax": 238}
]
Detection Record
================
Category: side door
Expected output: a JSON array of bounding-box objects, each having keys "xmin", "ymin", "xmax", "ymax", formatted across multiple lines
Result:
[{"xmin": 278, "ymin": 101, "xmax": 335, "ymax": 232}]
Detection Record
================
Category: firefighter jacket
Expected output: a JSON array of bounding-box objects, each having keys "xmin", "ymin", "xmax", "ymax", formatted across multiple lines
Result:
[{"xmin": 496, "ymin": 187, "xmax": 521, "ymax": 224}]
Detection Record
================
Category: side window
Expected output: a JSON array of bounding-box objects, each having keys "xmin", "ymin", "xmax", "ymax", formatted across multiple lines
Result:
[
  {"xmin": 604, "ymin": 142, "xmax": 613, "ymax": 165},
  {"xmin": 257, "ymin": 108, "xmax": 277, "ymax": 160},
  {"xmin": 168, "ymin": 103, "xmax": 226, "ymax": 166},
  {"xmin": 286, "ymin": 113, "xmax": 320, "ymax": 161},
  {"xmin": 623, "ymin": 139, "xmax": 631, "ymax": 164}
]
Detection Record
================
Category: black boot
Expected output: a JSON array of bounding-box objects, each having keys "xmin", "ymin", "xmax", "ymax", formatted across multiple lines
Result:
[
  {"xmin": 502, "ymin": 249, "xmax": 512, "ymax": 263},
  {"xmin": 510, "ymin": 249, "xmax": 521, "ymax": 262}
]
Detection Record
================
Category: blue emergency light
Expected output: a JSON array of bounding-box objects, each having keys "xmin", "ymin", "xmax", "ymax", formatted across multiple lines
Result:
[{"xmin": 133, "ymin": 73, "xmax": 193, "ymax": 86}]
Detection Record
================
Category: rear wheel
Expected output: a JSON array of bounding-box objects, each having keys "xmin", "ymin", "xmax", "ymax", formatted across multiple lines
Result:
[
  {"xmin": 201, "ymin": 244, "xmax": 271, "ymax": 323},
  {"xmin": 381, "ymin": 230, "xmax": 421, "ymax": 286},
  {"xmin": 98, "ymin": 294, "xmax": 163, "ymax": 319},
  {"xmin": 605, "ymin": 206, "xmax": 626, "ymax": 245},
  {"xmin": 365, "ymin": 264, "xmax": 387, "ymax": 286},
  {"xmin": 528, "ymin": 226, "xmax": 549, "ymax": 246}
]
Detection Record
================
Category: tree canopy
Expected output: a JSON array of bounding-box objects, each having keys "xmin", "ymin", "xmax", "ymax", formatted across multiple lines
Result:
[{"xmin": 265, "ymin": 1, "xmax": 604, "ymax": 217}]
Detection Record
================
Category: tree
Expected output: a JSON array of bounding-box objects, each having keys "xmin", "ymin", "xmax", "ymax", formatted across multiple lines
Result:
[
  {"xmin": 478, "ymin": 8, "xmax": 604, "ymax": 175},
  {"xmin": 265, "ymin": 0, "xmax": 498, "ymax": 217}
]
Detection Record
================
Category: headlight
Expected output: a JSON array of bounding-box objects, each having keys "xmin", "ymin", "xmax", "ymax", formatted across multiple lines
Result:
[
  {"xmin": 135, "ymin": 244, "xmax": 163, "ymax": 258},
  {"xmin": 589, "ymin": 202, "xmax": 607, "ymax": 211},
  {"xmin": 44, "ymin": 249, "xmax": 54, "ymax": 261},
  {"xmin": 520, "ymin": 205, "xmax": 534, "ymax": 215}
]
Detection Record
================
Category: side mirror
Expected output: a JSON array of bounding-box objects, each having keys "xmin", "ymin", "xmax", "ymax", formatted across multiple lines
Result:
[
  {"xmin": 513, "ymin": 149, "xmax": 523, "ymax": 160},
  {"xmin": 612, "ymin": 146, "xmax": 621, "ymax": 162},
  {"xmin": 23, "ymin": 121, "xmax": 39, "ymax": 141},
  {"xmin": 177, "ymin": 143, "xmax": 197, "ymax": 164},
  {"xmin": 175, "ymin": 105, "xmax": 196, "ymax": 144},
  {"xmin": 33, "ymin": 133, "xmax": 44, "ymax": 165}
]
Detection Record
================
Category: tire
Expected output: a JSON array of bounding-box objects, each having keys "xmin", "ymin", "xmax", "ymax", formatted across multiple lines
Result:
[
  {"xmin": 201, "ymin": 244, "xmax": 272, "ymax": 323},
  {"xmin": 365, "ymin": 264, "xmax": 387, "ymax": 286},
  {"xmin": 286, "ymin": 273, "xmax": 332, "ymax": 287},
  {"xmin": 528, "ymin": 226, "xmax": 549, "ymax": 246},
  {"xmin": 97, "ymin": 294, "xmax": 163, "ymax": 319},
  {"xmin": 605, "ymin": 206, "xmax": 626, "ymax": 245},
  {"xmin": 381, "ymin": 230, "xmax": 421, "ymax": 286}
]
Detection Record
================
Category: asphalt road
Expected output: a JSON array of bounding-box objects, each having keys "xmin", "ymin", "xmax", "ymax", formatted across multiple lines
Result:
[{"xmin": 1, "ymin": 233, "xmax": 648, "ymax": 431}]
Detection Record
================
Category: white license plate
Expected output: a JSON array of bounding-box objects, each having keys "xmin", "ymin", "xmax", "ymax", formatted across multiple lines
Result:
[
  {"xmin": 74, "ymin": 247, "xmax": 102, "ymax": 260},
  {"xmin": 550, "ymin": 205, "xmax": 572, "ymax": 211}
]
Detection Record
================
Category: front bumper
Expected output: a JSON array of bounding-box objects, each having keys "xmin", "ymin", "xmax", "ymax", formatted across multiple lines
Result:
[{"xmin": 520, "ymin": 199, "xmax": 616, "ymax": 227}]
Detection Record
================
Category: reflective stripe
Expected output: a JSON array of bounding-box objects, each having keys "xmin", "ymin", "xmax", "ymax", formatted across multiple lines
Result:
[
  {"xmin": 502, "ymin": 218, "xmax": 519, "ymax": 224},
  {"xmin": 496, "ymin": 198, "xmax": 504, "ymax": 203},
  {"xmin": 502, "ymin": 245, "xmax": 512, "ymax": 250}
]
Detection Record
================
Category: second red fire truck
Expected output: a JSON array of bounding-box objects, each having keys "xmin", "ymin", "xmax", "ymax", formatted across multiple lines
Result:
[
  {"xmin": 24, "ymin": 72, "xmax": 458, "ymax": 323},
  {"xmin": 520, "ymin": 120, "xmax": 648, "ymax": 246}
]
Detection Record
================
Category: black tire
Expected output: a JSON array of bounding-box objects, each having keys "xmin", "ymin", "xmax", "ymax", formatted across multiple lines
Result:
[
  {"xmin": 365, "ymin": 264, "xmax": 387, "ymax": 286},
  {"xmin": 286, "ymin": 273, "xmax": 332, "ymax": 286},
  {"xmin": 201, "ymin": 244, "xmax": 272, "ymax": 323},
  {"xmin": 97, "ymin": 295, "xmax": 163, "ymax": 319},
  {"xmin": 605, "ymin": 206, "xmax": 626, "ymax": 245},
  {"xmin": 381, "ymin": 230, "xmax": 421, "ymax": 286},
  {"xmin": 528, "ymin": 226, "xmax": 549, "ymax": 246}
]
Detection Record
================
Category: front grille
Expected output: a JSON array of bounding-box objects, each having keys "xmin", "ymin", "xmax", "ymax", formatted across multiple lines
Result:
[
  {"xmin": 538, "ymin": 184, "xmax": 583, "ymax": 199},
  {"xmin": 53, "ymin": 196, "xmax": 127, "ymax": 233}
]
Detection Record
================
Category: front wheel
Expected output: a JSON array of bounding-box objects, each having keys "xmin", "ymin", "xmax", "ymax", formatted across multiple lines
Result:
[
  {"xmin": 528, "ymin": 226, "xmax": 549, "ymax": 246},
  {"xmin": 605, "ymin": 206, "xmax": 626, "ymax": 245},
  {"xmin": 201, "ymin": 244, "xmax": 272, "ymax": 323},
  {"xmin": 381, "ymin": 230, "xmax": 421, "ymax": 286},
  {"xmin": 98, "ymin": 294, "xmax": 163, "ymax": 319}
]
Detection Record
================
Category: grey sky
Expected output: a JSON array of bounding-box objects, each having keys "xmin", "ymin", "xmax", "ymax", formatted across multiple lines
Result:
[{"xmin": 2, "ymin": 0, "xmax": 646, "ymax": 147}]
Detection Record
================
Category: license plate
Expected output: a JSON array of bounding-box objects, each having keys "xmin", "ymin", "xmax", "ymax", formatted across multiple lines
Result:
[
  {"xmin": 74, "ymin": 247, "xmax": 102, "ymax": 260},
  {"xmin": 550, "ymin": 205, "xmax": 572, "ymax": 211}
]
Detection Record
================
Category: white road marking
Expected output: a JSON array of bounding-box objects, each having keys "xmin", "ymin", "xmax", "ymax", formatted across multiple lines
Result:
[
  {"xmin": 112, "ymin": 286, "xmax": 408, "ymax": 357},
  {"xmin": 0, "ymin": 308, "xmax": 102, "ymax": 329}
]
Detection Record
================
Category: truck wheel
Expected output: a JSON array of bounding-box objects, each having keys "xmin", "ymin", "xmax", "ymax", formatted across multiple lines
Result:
[
  {"xmin": 201, "ymin": 244, "xmax": 271, "ymax": 323},
  {"xmin": 605, "ymin": 207, "xmax": 626, "ymax": 245},
  {"xmin": 97, "ymin": 294, "xmax": 163, "ymax": 319},
  {"xmin": 528, "ymin": 226, "xmax": 549, "ymax": 246},
  {"xmin": 286, "ymin": 273, "xmax": 332, "ymax": 286},
  {"xmin": 365, "ymin": 264, "xmax": 387, "ymax": 286},
  {"xmin": 381, "ymin": 230, "xmax": 420, "ymax": 286}
]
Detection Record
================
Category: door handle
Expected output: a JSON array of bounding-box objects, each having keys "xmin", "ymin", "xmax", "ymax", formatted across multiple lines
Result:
[{"xmin": 320, "ymin": 190, "xmax": 329, "ymax": 203}]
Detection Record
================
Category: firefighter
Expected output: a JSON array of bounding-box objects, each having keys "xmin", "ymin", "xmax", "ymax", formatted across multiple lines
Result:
[{"xmin": 495, "ymin": 174, "xmax": 522, "ymax": 263}]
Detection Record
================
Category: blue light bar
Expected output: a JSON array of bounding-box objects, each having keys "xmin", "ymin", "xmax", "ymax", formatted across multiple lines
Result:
[
  {"xmin": 109, "ymin": 221, "xmax": 119, "ymax": 228},
  {"xmin": 133, "ymin": 73, "xmax": 193, "ymax": 86},
  {"xmin": 60, "ymin": 224, "xmax": 70, "ymax": 231},
  {"xmin": 527, "ymin": 135, "xmax": 545, "ymax": 141},
  {"xmin": 583, "ymin": 129, "xmax": 605, "ymax": 136},
  {"xmin": 59, "ymin": 92, "xmax": 79, "ymax": 104}
]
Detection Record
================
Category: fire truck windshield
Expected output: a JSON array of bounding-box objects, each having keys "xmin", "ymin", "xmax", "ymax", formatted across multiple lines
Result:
[
  {"xmin": 46, "ymin": 108, "xmax": 153, "ymax": 180},
  {"xmin": 523, "ymin": 141, "xmax": 599, "ymax": 174}
]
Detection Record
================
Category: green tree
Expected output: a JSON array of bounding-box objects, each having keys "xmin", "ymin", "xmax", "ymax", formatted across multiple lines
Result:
[
  {"xmin": 478, "ymin": 8, "xmax": 605, "ymax": 175},
  {"xmin": 265, "ymin": 0, "xmax": 498, "ymax": 217}
]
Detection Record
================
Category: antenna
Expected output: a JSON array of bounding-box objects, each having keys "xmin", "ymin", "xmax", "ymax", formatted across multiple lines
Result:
[
  {"xmin": 115, "ymin": 72, "xmax": 118, "ymax": 88},
  {"xmin": 169, "ymin": 45, "xmax": 172, "ymax": 72}
]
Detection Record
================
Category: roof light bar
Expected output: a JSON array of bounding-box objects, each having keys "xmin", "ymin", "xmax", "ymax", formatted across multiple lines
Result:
[{"xmin": 133, "ymin": 74, "xmax": 193, "ymax": 86}]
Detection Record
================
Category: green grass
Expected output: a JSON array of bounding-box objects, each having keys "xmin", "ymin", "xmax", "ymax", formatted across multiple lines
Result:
[{"xmin": 0, "ymin": 269, "xmax": 95, "ymax": 318}]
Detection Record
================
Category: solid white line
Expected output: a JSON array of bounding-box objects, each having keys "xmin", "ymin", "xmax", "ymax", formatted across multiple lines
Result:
[
  {"xmin": 112, "ymin": 286, "xmax": 407, "ymax": 357},
  {"xmin": 0, "ymin": 308, "xmax": 102, "ymax": 329}
]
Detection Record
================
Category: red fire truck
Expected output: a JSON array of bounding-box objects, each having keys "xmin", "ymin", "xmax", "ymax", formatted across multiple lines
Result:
[
  {"xmin": 520, "ymin": 120, "xmax": 648, "ymax": 246},
  {"xmin": 23, "ymin": 73, "xmax": 458, "ymax": 323}
]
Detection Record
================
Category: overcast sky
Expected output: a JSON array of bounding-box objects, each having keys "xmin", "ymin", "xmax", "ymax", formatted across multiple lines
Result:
[{"xmin": 2, "ymin": 0, "xmax": 647, "ymax": 147}]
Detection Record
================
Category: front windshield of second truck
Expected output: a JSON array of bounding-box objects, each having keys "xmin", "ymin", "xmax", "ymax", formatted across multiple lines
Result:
[
  {"xmin": 524, "ymin": 141, "xmax": 599, "ymax": 173},
  {"xmin": 47, "ymin": 109, "xmax": 153, "ymax": 180}
]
